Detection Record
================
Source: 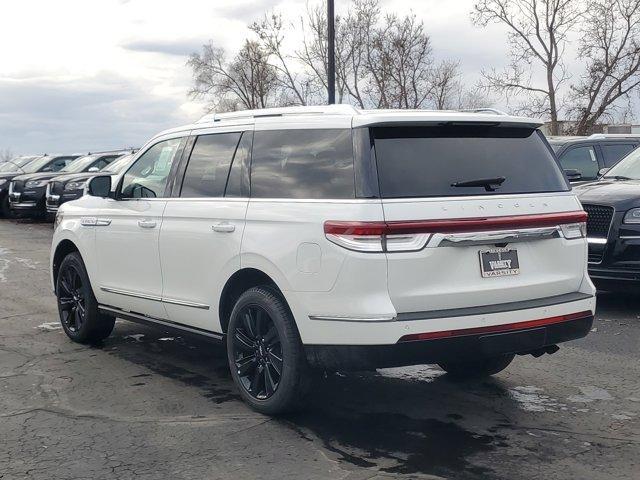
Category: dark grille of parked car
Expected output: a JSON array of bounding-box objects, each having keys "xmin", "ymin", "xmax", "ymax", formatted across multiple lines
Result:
[
  {"xmin": 582, "ymin": 204, "xmax": 614, "ymax": 264},
  {"xmin": 50, "ymin": 181, "xmax": 64, "ymax": 196},
  {"xmin": 11, "ymin": 180, "xmax": 24, "ymax": 192},
  {"xmin": 582, "ymin": 204, "xmax": 614, "ymax": 238}
]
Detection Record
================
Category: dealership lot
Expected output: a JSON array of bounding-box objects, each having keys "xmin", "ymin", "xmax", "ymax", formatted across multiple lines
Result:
[{"xmin": 0, "ymin": 219, "xmax": 638, "ymax": 480}]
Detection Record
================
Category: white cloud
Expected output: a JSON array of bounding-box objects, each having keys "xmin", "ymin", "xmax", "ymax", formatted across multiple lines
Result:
[{"xmin": 0, "ymin": 0, "xmax": 540, "ymax": 154}]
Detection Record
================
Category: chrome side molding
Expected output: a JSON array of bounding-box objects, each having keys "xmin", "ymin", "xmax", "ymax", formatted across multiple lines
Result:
[{"xmin": 100, "ymin": 286, "xmax": 210, "ymax": 310}]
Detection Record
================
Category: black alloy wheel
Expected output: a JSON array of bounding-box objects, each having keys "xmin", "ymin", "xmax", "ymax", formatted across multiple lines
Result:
[
  {"xmin": 232, "ymin": 304, "xmax": 283, "ymax": 400},
  {"xmin": 57, "ymin": 263, "xmax": 86, "ymax": 333},
  {"xmin": 56, "ymin": 251, "xmax": 115, "ymax": 343}
]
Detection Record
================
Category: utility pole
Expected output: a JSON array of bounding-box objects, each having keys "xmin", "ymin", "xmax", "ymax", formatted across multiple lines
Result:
[{"xmin": 327, "ymin": 0, "xmax": 336, "ymax": 104}]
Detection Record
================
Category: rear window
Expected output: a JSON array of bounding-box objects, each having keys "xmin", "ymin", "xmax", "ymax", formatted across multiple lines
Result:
[
  {"xmin": 250, "ymin": 129, "xmax": 354, "ymax": 199},
  {"xmin": 372, "ymin": 126, "xmax": 569, "ymax": 198}
]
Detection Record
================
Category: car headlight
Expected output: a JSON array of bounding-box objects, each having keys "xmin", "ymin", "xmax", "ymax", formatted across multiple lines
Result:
[
  {"xmin": 623, "ymin": 208, "xmax": 640, "ymax": 224},
  {"xmin": 25, "ymin": 180, "xmax": 48, "ymax": 188},
  {"xmin": 64, "ymin": 181, "xmax": 87, "ymax": 191}
]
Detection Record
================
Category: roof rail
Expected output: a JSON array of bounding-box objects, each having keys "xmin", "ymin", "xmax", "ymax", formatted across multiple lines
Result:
[
  {"xmin": 196, "ymin": 104, "xmax": 360, "ymax": 124},
  {"xmin": 461, "ymin": 107, "xmax": 509, "ymax": 116},
  {"xmin": 588, "ymin": 133, "xmax": 640, "ymax": 139}
]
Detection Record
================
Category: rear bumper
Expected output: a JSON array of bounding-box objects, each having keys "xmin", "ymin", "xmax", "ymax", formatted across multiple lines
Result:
[{"xmin": 305, "ymin": 313, "xmax": 593, "ymax": 370}]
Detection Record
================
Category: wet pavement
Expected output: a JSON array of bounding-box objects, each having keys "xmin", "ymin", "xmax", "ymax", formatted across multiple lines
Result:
[{"xmin": 1, "ymin": 219, "xmax": 638, "ymax": 480}]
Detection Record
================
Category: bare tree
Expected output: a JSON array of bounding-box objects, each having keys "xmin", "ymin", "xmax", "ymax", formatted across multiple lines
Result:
[
  {"xmin": 569, "ymin": 0, "xmax": 640, "ymax": 134},
  {"xmin": 0, "ymin": 148, "xmax": 14, "ymax": 163},
  {"xmin": 430, "ymin": 60, "xmax": 463, "ymax": 109},
  {"xmin": 251, "ymin": 14, "xmax": 315, "ymax": 105},
  {"xmin": 187, "ymin": 40, "xmax": 278, "ymax": 111},
  {"xmin": 188, "ymin": 0, "xmax": 466, "ymax": 112},
  {"xmin": 472, "ymin": 0, "xmax": 584, "ymax": 134}
]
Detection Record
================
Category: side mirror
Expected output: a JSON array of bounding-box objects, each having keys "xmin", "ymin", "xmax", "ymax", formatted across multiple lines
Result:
[
  {"xmin": 87, "ymin": 175, "xmax": 111, "ymax": 198},
  {"xmin": 88, "ymin": 166, "xmax": 100, "ymax": 172},
  {"xmin": 564, "ymin": 169, "xmax": 582, "ymax": 182},
  {"xmin": 598, "ymin": 167, "xmax": 610, "ymax": 178}
]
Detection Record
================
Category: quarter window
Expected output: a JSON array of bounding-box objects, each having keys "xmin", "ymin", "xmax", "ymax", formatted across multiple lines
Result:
[
  {"xmin": 121, "ymin": 138, "xmax": 182, "ymax": 199},
  {"xmin": 250, "ymin": 129, "xmax": 354, "ymax": 199},
  {"xmin": 559, "ymin": 146, "xmax": 599, "ymax": 180},
  {"xmin": 180, "ymin": 132, "xmax": 242, "ymax": 198}
]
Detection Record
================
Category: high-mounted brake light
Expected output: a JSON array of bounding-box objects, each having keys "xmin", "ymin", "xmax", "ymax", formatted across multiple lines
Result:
[{"xmin": 324, "ymin": 211, "xmax": 588, "ymax": 252}]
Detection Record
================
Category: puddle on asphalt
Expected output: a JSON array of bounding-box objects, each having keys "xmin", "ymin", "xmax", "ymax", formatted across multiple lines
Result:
[{"xmin": 284, "ymin": 410, "xmax": 505, "ymax": 477}]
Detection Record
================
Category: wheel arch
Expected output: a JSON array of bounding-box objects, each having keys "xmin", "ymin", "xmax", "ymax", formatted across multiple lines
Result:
[
  {"xmin": 218, "ymin": 268, "xmax": 287, "ymax": 334},
  {"xmin": 52, "ymin": 239, "xmax": 81, "ymax": 290}
]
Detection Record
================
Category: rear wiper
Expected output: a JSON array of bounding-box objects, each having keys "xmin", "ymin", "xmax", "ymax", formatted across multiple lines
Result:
[{"xmin": 451, "ymin": 176, "xmax": 506, "ymax": 192}]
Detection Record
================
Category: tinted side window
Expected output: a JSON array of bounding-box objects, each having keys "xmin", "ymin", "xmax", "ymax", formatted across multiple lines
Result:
[
  {"xmin": 601, "ymin": 144, "xmax": 637, "ymax": 167},
  {"xmin": 44, "ymin": 157, "xmax": 74, "ymax": 172},
  {"xmin": 93, "ymin": 155, "xmax": 118, "ymax": 171},
  {"xmin": 251, "ymin": 129, "xmax": 354, "ymax": 199},
  {"xmin": 181, "ymin": 132, "xmax": 242, "ymax": 198},
  {"xmin": 225, "ymin": 131, "xmax": 252, "ymax": 197},
  {"xmin": 121, "ymin": 138, "xmax": 182, "ymax": 199},
  {"xmin": 559, "ymin": 146, "xmax": 599, "ymax": 180}
]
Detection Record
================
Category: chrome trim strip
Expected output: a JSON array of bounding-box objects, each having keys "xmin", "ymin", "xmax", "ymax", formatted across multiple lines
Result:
[
  {"xmin": 100, "ymin": 286, "xmax": 162, "ymax": 302},
  {"xmin": 587, "ymin": 237, "xmax": 608, "ymax": 245},
  {"xmin": 396, "ymin": 292, "xmax": 594, "ymax": 322},
  {"xmin": 98, "ymin": 305, "xmax": 223, "ymax": 340},
  {"xmin": 430, "ymin": 226, "xmax": 561, "ymax": 248},
  {"xmin": 309, "ymin": 314, "xmax": 396, "ymax": 322},
  {"xmin": 100, "ymin": 286, "xmax": 210, "ymax": 310},
  {"xmin": 309, "ymin": 292, "xmax": 594, "ymax": 323},
  {"xmin": 619, "ymin": 235, "xmax": 640, "ymax": 240},
  {"xmin": 162, "ymin": 297, "xmax": 210, "ymax": 310}
]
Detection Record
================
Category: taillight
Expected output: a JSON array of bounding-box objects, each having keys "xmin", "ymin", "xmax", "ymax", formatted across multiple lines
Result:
[
  {"xmin": 324, "ymin": 211, "xmax": 588, "ymax": 253},
  {"xmin": 324, "ymin": 221, "xmax": 431, "ymax": 253}
]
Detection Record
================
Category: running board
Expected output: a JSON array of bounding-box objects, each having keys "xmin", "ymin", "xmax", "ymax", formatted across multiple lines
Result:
[{"xmin": 98, "ymin": 305, "xmax": 224, "ymax": 343}]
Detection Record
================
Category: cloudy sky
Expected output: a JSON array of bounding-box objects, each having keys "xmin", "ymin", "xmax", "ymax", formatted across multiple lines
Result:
[{"xmin": 0, "ymin": 0, "xmax": 517, "ymax": 154}]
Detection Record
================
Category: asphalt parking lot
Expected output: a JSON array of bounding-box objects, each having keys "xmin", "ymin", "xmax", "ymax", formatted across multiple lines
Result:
[{"xmin": 0, "ymin": 219, "xmax": 639, "ymax": 480}]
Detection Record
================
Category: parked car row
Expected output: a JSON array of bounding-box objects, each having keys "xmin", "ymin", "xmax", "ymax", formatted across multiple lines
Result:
[{"xmin": 0, "ymin": 151, "xmax": 135, "ymax": 218}]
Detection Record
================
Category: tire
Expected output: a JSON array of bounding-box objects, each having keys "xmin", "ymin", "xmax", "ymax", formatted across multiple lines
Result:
[
  {"xmin": 226, "ymin": 286, "xmax": 310, "ymax": 415},
  {"xmin": 56, "ymin": 252, "xmax": 115, "ymax": 344},
  {"xmin": 438, "ymin": 354, "xmax": 515, "ymax": 379}
]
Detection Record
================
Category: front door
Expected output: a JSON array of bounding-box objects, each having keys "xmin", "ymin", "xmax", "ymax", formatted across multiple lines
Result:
[{"xmin": 94, "ymin": 136, "xmax": 185, "ymax": 319}]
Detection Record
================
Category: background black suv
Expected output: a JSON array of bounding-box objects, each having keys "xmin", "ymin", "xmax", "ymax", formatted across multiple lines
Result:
[
  {"xmin": 8, "ymin": 155, "xmax": 81, "ymax": 216},
  {"xmin": 548, "ymin": 135, "xmax": 640, "ymax": 183},
  {"xmin": 575, "ymin": 147, "xmax": 640, "ymax": 291},
  {"xmin": 0, "ymin": 156, "xmax": 43, "ymax": 217}
]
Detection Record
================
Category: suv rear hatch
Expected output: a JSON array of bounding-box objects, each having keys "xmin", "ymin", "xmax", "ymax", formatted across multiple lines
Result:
[{"xmin": 371, "ymin": 124, "xmax": 587, "ymax": 315}]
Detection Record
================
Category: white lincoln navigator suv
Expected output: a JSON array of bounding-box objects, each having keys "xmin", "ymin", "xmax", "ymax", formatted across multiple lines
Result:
[{"xmin": 51, "ymin": 105, "xmax": 596, "ymax": 414}]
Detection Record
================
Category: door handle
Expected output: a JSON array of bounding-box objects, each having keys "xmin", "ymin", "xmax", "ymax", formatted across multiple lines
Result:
[
  {"xmin": 138, "ymin": 219, "xmax": 157, "ymax": 229},
  {"xmin": 212, "ymin": 222, "xmax": 235, "ymax": 233}
]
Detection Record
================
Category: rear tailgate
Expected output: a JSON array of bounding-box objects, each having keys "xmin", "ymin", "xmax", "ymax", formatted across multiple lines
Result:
[{"xmin": 371, "ymin": 124, "xmax": 587, "ymax": 315}]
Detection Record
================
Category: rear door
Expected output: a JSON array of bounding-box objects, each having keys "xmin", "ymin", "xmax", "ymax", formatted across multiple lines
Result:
[
  {"xmin": 370, "ymin": 124, "xmax": 586, "ymax": 314},
  {"xmin": 159, "ymin": 127, "xmax": 252, "ymax": 332}
]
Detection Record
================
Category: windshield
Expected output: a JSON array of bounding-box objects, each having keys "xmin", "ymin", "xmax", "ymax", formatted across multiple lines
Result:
[
  {"xmin": 0, "ymin": 156, "xmax": 40, "ymax": 173},
  {"xmin": 61, "ymin": 155, "xmax": 98, "ymax": 174},
  {"xmin": 604, "ymin": 147, "xmax": 640, "ymax": 180},
  {"xmin": 102, "ymin": 154, "xmax": 132, "ymax": 173},
  {"xmin": 372, "ymin": 125, "xmax": 569, "ymax": 198},
  {"xmin": 22, "ymin": 157, "xmax": 53, "ymax": 173}
]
